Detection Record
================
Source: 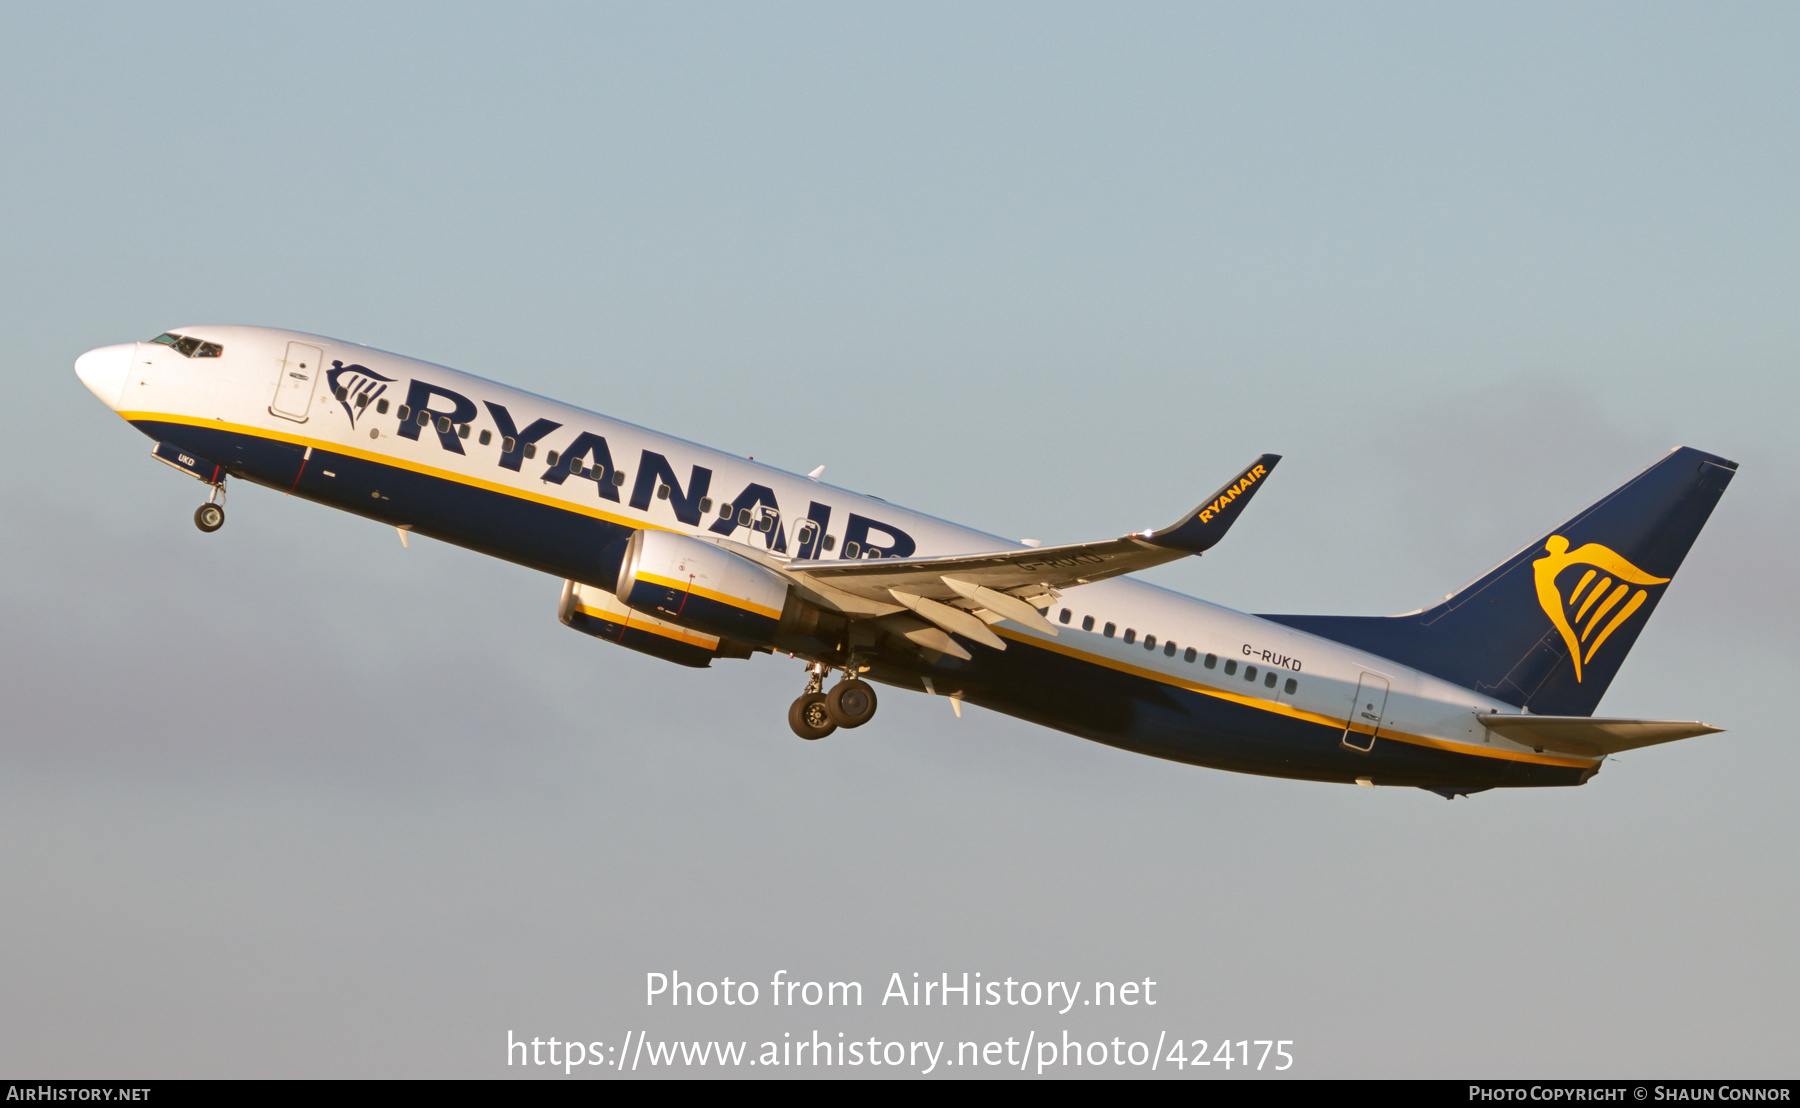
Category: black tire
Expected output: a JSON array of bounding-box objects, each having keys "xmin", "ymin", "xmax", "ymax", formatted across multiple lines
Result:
[
  {"xmin": 826, "ymin": 679, "xmax": 878, "ymax": 729},
  {"xmin": 194, "ymin": 503, "xmax": 225, "ymax": 533},
  {"xmin": 788, "ymin": 693, "xmax": 837, "ymax": 740}
]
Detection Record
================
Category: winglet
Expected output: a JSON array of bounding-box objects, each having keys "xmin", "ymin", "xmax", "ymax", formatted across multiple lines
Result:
[{"xmin": 1143, "ymin": 454, "xmax": 1281, "ymax": 553}]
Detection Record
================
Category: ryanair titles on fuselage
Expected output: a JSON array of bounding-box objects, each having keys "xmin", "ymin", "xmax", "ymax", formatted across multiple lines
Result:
[{"xmin": 336, "ymin": 360, "xmax": 922, "ymax": 563}]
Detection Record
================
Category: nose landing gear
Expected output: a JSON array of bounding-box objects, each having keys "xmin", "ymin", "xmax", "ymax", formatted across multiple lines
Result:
[
  {"xmin": 194, "ymin": 503, "xmax": 225, "ymax": 532},
  {"xmin": 787, "ymin": 660, "xmax": 880, "ymax": 740},
  {"xmin": 193, "ymin": 480, "xmax": 227, "ymax": 533}
]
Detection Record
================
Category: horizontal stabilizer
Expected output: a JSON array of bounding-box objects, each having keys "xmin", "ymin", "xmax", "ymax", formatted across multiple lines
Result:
[{"xmin": 1477, "ymin": 714, "xmax": 1722, "ymax": 757}]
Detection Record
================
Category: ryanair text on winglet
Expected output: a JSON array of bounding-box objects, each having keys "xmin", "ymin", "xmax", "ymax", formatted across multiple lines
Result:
[{"xmin": 1197, "ymin": 464, "xmax": 1268, "ymax": 524}]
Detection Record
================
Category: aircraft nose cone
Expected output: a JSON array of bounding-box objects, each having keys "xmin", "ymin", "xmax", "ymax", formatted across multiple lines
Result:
[{"xmin": 75, "ymin": 344, "xmax": 133, "ymax": 411}]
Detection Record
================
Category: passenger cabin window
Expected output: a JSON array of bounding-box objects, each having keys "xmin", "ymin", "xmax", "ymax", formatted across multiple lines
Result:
[
  {"xmin": 1204, "ymin": 653, "xmax": 1217, "ymax": 669},
  {"xmin": 699, "ymin": 497, "xmax": 713, "ymax": 513},
  {"xmin": 1183, "ymin": 647, "xmax": 1197, "ymax": 662},
  {"xmin": 843, "ymin": 541, "xmax": 860, "ymax": 558},
  {"xmin": 822, "ymin": 535, "xmax": 836, "ymax": 551},
  {"xmin": 478, "ymin": 429, "xmax": 491, "ymax": 445},
  {"xmin": 377, "ymin": 399, "xmax": 390, "ymax": 414},
  {"xmin": 1059, "ymin": 609, "xmax": 1071, "ymax": 625},
  {"xmin": 356, "ymin": 394, "xmax": 369, "ymax": 408},
  {"xmin": 1245, "ymin": 665, "xmax": 1258, "ymax": 682},
  {"xmin": 523, "ymin": 443, "xmax": 536, "ymax": 459},
  {"xmin": 417, "ymin": 410, "xmax": 430, "ymax": 425},
  {"xmin": 1284, "ymin": 677, "xmax": 1298, "ymax": 694},
  {"xmin": 437, "ymin": 417, "xmax": 452, "ymax": 433},
  {"xmin": 501, "ymin": 435, "xmax": 515, "ymax": 452},
  {"xmin": 1103, "ymin": 622, "xmax": 1116, "ymax": 638},
  {"xmin": 737, "ymin": 509, "xmax": 753, "ymax": 527},
  {"xmin": 1123, "ymin": 629, "xmax": 1135, "ymax": 644},
  {"xmin": 719, "ymin": 502, "xmax": 733, "ymax": 518},
  {"xmin": 1223, "ymin": 659, "xmax": 1237, "ymax": 675},
  {"xmin": 657, "ymin": 485, "xmax": 671, "ymax": 500},
  {"xmin": 457, "ymin": 423, "xmax": 470, "ymax": 439},
  {"xmin": 547, "ymin": 450, "xmax": 561, "ymax": 466},
  {"xmin": 1143, "ymin": 634, "xmax": 1156, "ymax": 650},
  {"xmin": 1265, "ymin": 671, "xmax": 1278, "ymax": 688},
  {"xmin": 613, "ymin": 471, "xmax": 626, "ymax": 486},
  {"xmin": 1165, "ymin": 641, "xmax": 1177, "ymax": 657},
  {"xmin": 396, "ymin": 405, "xmax": 410, "ymax": 420},
  {"xmin": 1082, "ymin": 615, "xmax": 1095, "ymax": 632}
]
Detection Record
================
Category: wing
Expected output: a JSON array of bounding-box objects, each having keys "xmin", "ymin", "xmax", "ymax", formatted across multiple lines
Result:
[
  {"xmin": 715, "ymin": 454, "xmax": 1280, "ymax": 658},
  {"xmin": 787, "ymin": 452, "xmax": 1279, "ymax": 596}
]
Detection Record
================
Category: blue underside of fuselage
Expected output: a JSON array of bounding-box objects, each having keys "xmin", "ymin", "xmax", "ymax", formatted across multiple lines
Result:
[{"xmin": 138, "ymin": 418, "xmax": 1590, "ymax": 790}]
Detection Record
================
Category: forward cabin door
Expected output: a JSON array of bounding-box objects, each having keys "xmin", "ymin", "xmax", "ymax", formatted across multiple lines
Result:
[
  {"xmin": 1341, "ymin": 672, "xmax": 1390, "ymax": 753},
  {"xmin": 269, "ymin": 342, "xmax": 324, "ymax": 422}
]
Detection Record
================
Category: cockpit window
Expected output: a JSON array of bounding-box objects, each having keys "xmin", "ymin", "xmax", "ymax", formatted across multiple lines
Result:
[{"xmin": 148, "ymin": 332, "xmax": 223, "ymax": 358}]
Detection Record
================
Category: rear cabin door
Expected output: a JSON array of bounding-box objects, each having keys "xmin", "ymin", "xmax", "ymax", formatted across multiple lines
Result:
[
  {"xmin": 270, "ymin": 342, "xmax": 324, "ymax": 422},
  {"xmin": 1342, "ymin": 672, "xmax": 1390, "ymax": 753}
]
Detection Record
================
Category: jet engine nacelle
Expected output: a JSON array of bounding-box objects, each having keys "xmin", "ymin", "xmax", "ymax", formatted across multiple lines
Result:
[
  {"xmin": 560, "ymin": 579, "xmax": 755, "ymax": 669},
  {"xmin": 616, "ymin": 528, "xmax": 791, "ymax": 645}
]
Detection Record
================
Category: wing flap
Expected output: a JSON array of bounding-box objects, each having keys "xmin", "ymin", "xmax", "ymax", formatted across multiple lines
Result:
[{"xmin": 889, "ymin": 590, "xmax": 1007, "ymax": 651}]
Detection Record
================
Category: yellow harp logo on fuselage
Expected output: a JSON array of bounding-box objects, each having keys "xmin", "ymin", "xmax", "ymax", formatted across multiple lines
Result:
[{"xmin": 1532, "ymin": 536, "xmax": 1669, "ymax": 682}]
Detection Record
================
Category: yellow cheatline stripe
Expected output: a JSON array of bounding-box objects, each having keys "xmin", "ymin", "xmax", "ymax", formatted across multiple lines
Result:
[
  {"xmin": 634, "ymin": 570, "xmax": 783, "ymax": 621},
  {"xmin": 124, "ymin": 413, "xmax": 1592, "ymax": 768},
  {"xmin": 575, "ymin": 603, "xmax": 719, "ymax": 649},
  {"xmin": 121, "ymin": 410, "xmax": 661, "ymax": 534},
  {"xmin": 994, "ymin": 627, "xmax": 1596, "ymax": 769},
  {"xmin": 132, "ymin": 410, "xmax": 777, "ymax": 628}
]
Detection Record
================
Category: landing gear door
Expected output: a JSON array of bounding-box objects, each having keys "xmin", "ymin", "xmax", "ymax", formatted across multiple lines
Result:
[
  {"xmin": 1342, "ymin": 672, "xmax": 1389, "ymax": 753},
  {"xmin": 270, "ymin": 342, "xmax": 324, "ymax": 422}
]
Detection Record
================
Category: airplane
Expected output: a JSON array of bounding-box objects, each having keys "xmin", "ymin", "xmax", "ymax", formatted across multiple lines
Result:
[{"xmin": 73, "ymin": 326, "xmax": 1736, "ymax": 797}]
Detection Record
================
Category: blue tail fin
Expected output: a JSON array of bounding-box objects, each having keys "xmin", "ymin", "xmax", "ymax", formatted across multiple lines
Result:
[{"xmin": 1260, "ymin": 447, "xmax": 1737, "ymax": 716}]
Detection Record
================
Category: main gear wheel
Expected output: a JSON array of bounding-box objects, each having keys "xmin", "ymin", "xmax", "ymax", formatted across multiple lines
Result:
[
  {"xmin": 789, "ymin": 692, "xmax": 836, "ymax": 740},
  {"xmin": 826, "ymin": 679, "xmax": 878, "ymax": 729}
]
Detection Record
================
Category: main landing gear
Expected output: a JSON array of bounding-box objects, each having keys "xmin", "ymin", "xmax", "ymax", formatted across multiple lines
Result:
[
  {"xmin": 788, "ymin": 661, "xmax": 879, "ymax": 740},
  {"xmin": 194, "ymin": 480, "xmax": 226, "ymax": 533}
]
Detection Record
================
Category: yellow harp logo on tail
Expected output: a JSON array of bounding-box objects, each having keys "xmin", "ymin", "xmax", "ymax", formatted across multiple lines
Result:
[{"xmin": 1532, "ymin": 536, "xmax": 1669, "ymax": 682}]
